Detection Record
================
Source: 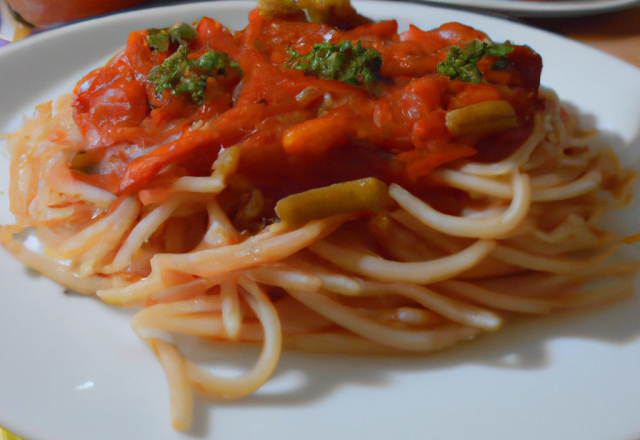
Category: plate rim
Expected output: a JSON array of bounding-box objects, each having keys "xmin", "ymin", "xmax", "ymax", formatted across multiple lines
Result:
[
  {"xmin": 1, "ymin": 2, "xmax": 640, "ymax": 440},
  {"xmin": 415, "ymin": 0, "xmax": 640, "ymax": 17}
]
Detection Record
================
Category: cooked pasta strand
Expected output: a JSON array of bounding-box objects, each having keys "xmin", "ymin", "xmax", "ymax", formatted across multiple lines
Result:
[
  {"xmin": 186, "ymin": 277, "xmax": 282, "ymax": 399},
  {"xmin": 152, "ymin": 339, "xmax": 194, "ymax": 432},
  {"xmin": 287, "ymin": 289, "xmax": 480, "ymax": 351},
  {"xmin": 309, "ymin": 239, "xmax": 496, "ymax": 284},
  {"xmin": 389, "ymin": 171, "xmax": 531, "ymax": 239}
]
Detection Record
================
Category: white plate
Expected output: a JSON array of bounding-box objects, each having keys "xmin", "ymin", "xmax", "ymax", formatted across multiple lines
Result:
[
  {"xmin": 416, "ymin": 0, "xmax": 640, "ymax": 17},
  {"xmin": 1, "ymin": 2, "xmax": 640, "ymax": 439}
]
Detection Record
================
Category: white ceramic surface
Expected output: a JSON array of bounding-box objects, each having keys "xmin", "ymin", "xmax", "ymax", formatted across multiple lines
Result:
[
  {"xmin": 1, "ymin": 2, "xmax": 640, "ymax": 440},
  {"xmin": 417, "ymin": 0, "xmax": 640, "ymax": 17}
]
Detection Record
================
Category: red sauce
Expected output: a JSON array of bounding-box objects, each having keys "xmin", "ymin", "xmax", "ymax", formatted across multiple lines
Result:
[{"xmin": 71, "ymin": 9, "xmax": 543, "ymax": 203}]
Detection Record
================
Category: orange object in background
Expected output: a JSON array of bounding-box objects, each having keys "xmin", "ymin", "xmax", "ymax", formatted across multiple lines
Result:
[{"xmin": 5, "ymin": 0, "xmax": 148, "ymax": 27}]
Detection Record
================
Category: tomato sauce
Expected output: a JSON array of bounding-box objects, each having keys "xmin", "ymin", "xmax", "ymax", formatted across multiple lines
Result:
[{"xmin": 71, "ymin": 9, "xmax": 543, "ymax": 205}]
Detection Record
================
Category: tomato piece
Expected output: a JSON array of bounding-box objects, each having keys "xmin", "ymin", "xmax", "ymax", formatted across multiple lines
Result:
[
  {"xmin": 397, "ymin": 141, "xmax": 476, "ymax": 181},
  {"xmin": 449, "ymin": 84, "xmax": 502, "ymax": 109},
  {"xmin": 73, "ymin": 55, "xmax": 149, "ymax": 146},
  {"xmin": 242, "ymin": 18, "xmax": 333, "ymax": 64},
  {"xmin": 376, "ymin": 40, "xmax": 441, "ymax": 77},
  {"xmin": 124, "ymin": 31, "xmax": 157, "ymax": 77},
  {"xmin": 118, "ymin": 129, "xmax": 217, "ymax": 194},
  {"xmin": 400, "ymin": 23, "xmax": 489, "ymax": 49},
  {"xmin": 506, "ymin": 45, "xmax": 543, "ymax": 92},
  {"xmin": 412, "ymin": 110, "xmax": 449, "ymax": 141},
  {"xmin": 195, "ymin": 17, "xmax": 243, "ymax": 58},
  {"xmin": 339, "ymin": 20, "xmax": 398, "ymax": 41}
]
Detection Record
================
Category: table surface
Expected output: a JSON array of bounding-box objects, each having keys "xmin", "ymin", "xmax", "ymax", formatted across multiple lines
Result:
[{"xmin": 524, "ymin": 5, "xmax": 640, "ymax": 69}]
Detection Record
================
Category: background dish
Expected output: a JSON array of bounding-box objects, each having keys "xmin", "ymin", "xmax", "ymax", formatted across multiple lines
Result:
[
  {"xmin": 417, "ymin": 0, "xmax": 640, "ymax": 17},
  {"xmin": 1, "ymin": 1, "xmax": 640, "ymax": 439}
]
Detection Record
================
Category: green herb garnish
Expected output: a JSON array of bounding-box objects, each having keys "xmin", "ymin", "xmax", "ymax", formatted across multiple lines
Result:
[
  {"xmin": 148, "ymin": 45, "xmax": 190, "ymax": 94},
  {"xmin": 491, "ymin": 57, "xmax": 510, "ymax": 70},
  {"xmin": 169, "ymin": 22, "xmax": 197, "ymax": 45},
  {"xmin": 436, "ymin": 39, "xmax": 514, "ymax": 83},
  {"xmin": 285, "ymin": 40, "xmax": 382, "ymax": 86},
  {"xmin": 146, "ymin": 22, "xmax": 198, "ymax": 52},
  {"xmin": 147, "ymin": 28, "xmax": 170, "ymax": 52},
  {"xmin": 147, "ymin": 46, "xmax": 240, "ymax": 103}
]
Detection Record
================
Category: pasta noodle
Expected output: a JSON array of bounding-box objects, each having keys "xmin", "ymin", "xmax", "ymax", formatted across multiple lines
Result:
[{"xmin": 1, "ymin": 0, "xmax": 637, "ymax": 431}]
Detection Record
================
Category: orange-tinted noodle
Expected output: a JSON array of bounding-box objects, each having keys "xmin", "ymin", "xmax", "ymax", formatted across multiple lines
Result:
[{"xmin": 1, "ymin": 0, "xmax": 637, "ymax": 431}]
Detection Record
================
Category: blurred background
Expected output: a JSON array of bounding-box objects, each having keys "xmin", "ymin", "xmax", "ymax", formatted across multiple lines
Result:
[{"xmin": 2, "ymin": 0, "xmax": 638, "ymax": 68}]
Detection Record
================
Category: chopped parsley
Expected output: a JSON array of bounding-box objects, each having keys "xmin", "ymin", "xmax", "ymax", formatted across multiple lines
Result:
[
  {"xmin": 285, "ymin": 40, "xmax": 382, "ymax": 86},
  {"xmin": 147, "ymin": 45, "xmax": 241, "ymax": 104},
  {"xmin": 436, "ymin": 39, "xmax": 514, "ymax": 84},
  {"xmin": 146, "ymin": 22, "xmax": 198, "ymax": 52}
]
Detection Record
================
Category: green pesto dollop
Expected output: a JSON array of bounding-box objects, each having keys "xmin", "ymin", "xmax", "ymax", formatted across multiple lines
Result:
[
  {"xmin": 436, "ymin": 39, "xmax": 514, "ymax": 84},
  {"xmin": 146, "ymin": 22, "xmax": 197, "ymax": 52},
  {"xmin": 147, "ymin": 45, "xmax": 241, "ymax": 104},
  {"xmin": 285, "ymin": 40, "xmax": 382, "ymax": 86}
]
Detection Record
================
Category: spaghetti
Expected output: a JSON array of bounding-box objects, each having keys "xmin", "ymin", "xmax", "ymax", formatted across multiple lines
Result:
[{"xmin": 1, "ymin": 0, "xmax": 636, "ymax": 431}]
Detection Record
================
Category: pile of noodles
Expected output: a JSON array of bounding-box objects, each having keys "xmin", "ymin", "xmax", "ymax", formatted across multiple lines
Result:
[{"xmin": 1, "ymin": 85, "xmax": 636, "ymax": 430}]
